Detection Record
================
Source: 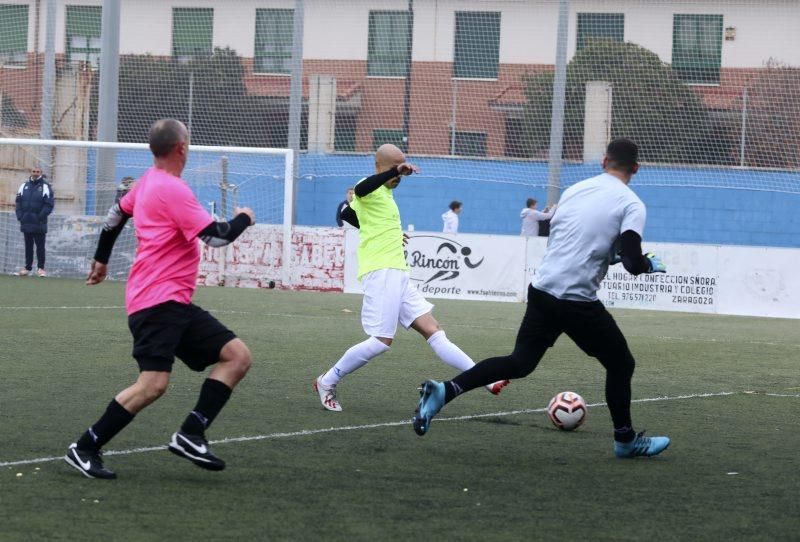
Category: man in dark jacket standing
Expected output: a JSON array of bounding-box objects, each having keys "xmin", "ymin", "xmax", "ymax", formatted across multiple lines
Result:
[{"xmin": 15, "ymin": 167, "xmax": 54, "ymax": 276}]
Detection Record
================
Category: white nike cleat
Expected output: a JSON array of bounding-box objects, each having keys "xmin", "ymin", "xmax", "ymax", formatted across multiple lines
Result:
[
  {"xmin": 313, "ymin": 375, "xmax": 342, "ymax": 412},
  {"xmin": 486, "ymin": 380, "xmax": 510, "ymax": 395}
]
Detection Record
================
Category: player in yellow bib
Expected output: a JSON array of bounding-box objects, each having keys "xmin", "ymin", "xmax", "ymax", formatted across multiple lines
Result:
[{"xmin": 313, "ymin": 144, "xmax": 508, "ymax": 411}]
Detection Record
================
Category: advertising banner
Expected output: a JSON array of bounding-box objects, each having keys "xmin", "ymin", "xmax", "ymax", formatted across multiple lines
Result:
[
  {"xmin": 596, "ymin": 242, "xmax": 720, "ymax": 314},
  {"xmin": 344, "ymin": 231, "xmax": 527, "ymax": 302},
  {"xmin": 342, "ymin": 231, "xmax": 800, "ymax": 319}
]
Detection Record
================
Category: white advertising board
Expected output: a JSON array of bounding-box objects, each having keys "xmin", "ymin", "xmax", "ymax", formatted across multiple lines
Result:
[
  {"xmin": 523, "ymin": 239, "xmax": 800, "ymax": 319},
  {"xmin": 344, "ymin": 231, "xmax": 528, "ymax": 302},
  {"xmin": 340, "ymin": 229, "xmax": 799, "ymax": 319},
  {"xmin": 716, "ymin": 245, "xmax": 800, "ymax": 319},
  {"xmin": 596, "ymin": 242, "xmax": 720, "ymax": 314}
]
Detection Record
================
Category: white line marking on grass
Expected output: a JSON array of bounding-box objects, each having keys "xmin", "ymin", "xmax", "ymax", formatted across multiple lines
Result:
[
  {"xmin": 651, "ymin": 335, "xmax": 800, "ymax": 348},
  {"xmin": 764, "ymin": 393, "xmax": 800, "ymax": 398},
  {"xmin": 0, "ymin": 391, "xmax": 740, "ymax": 468}
]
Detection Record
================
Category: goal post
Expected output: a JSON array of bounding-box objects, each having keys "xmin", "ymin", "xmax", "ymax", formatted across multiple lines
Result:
[{"xmin": 0, "ymin": 138, "xmax": 294, "ymax": 287}]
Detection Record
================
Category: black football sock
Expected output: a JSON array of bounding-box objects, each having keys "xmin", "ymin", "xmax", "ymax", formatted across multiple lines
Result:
[
  {"xmin": 181, "ymin": 378, "xmax": 233, "ymax": 436},
  {"xmin": 444, "ymin": 355, "xmax": 522, "ymax": 404},
  {"xmin": 76, "ymin": 399, "xmax": 135, "ymax": 452},
  {"xmin": 602, "ymin": 353, "xmax": 636, "ymax": 444},
  {"xmin": 614, "ymin": 427, "xmax": 636, "ymax": 443},
  {"xmin": 445, "ymin": 341, "xmax": 549, "ymax": 405}
]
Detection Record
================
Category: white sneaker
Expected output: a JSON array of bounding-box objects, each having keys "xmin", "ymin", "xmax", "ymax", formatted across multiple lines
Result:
[
  {"xmin": 485, "ymin": 380, "xmax": 510, "ymax": 395},
  {"xmin": 313, "ymin": 375, "xmax": 342, "ymax": 412},
  {"xmin": 15, "ymin": 268, "xmax": 29, "ymax": 276}
]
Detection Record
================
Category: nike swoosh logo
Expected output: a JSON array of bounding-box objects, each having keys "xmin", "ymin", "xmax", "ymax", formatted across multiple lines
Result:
[
  {"xmin": 178, "ymin": 434, "xmax": 207, "ymax": 455},
  {"xmin": 72, "ymin": 450, "xmax": 92, "ymax": 471}
]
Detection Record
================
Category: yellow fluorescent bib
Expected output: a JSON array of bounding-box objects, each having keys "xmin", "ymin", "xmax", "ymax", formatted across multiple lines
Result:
[{"xmin": 350, "ymin": 181, "xmax": 408, "ymax": 279}]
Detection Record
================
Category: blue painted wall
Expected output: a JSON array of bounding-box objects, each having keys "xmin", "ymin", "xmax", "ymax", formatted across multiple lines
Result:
[
  {"xmin": 297, "ymin": 155, "xmax": 800, "ymax": 248},
  {"xmin": 88, "ymin": 151, "xmax": 800, "ymax": 248}
]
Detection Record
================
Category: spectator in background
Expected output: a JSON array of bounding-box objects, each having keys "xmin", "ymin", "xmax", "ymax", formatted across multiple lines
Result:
[
  {"xmin": 335, "ymin": 187, "xmax": 355, "ymax": 228},
  {"xmin": 15, "ymin": 167, "xmax": 54, "ymax": 277},
  {"xmin": 116, "ymin": 176, "xmax": 136, "ymax": 203},
  {"xmin": 442, "ymin": 201, "xmax": 462, "ymax": 234},
  {"xmin": 520, "ymin": 198, "xmax": 556, "ymax": 237}
]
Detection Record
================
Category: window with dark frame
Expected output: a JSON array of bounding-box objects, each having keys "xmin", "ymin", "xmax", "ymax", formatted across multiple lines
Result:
[
  {"xmin": 373, "ymin": 129, "xmax": 405, "ymax": 150},
  {"xmin": 576, "ymin": 13, "xmax": 624, "ymax": 51},
  {"xmin": 454, "ymin": 131, "xmax": 487, "ymax": 157},
  {"xmin": 453, "ymin": 11, "xmax": 500, "ymax": 79},
  {"xmin": 672, "ymin": 14, "xmax": 723, "ymax": 84},
  {"xmin": 172, "ymin": 7, "xmax": 214, "ymax": 62},
  {"xmin": 66, "ymin": 5, "xmax": 102, "ymax": 68},
  {"xmin": 254, "ymin": 8, "xmax": 294, "ymax": 75},
  {"xmin": 367, "ymin": 11, "xmax": 410, "ymax": 77},
  {"xmin": 0, "ymin": 4, "xmax": 28, "ymax": 67}
]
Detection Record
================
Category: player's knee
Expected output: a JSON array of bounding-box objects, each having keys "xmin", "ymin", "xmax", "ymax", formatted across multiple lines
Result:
[
  {"xmin": 604, "ymin": 351, "xmax": 635, "ymax": 380},
  {"xmin": 223, "ymin": 340, "xmax": 252, "ymax": 376},
  {"xmin": 622, "ymin": 353, "xmax": 635, "ymax": 377},
  {"xmin": 375, "ymin": 336, "xmax": 393, "ymax": 347},
  {"xmin": 141, "ymin": 379, "xmax": 168, "ymax": 402}
]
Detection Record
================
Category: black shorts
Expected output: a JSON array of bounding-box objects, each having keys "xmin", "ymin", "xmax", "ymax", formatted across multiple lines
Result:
[
  {"xmin": 128, "ymin": 301, "xmax": 237, "ymax": 373},
  {"xmin": 523, "ymin": 285, "xmax": 631, "ymax": 361}
]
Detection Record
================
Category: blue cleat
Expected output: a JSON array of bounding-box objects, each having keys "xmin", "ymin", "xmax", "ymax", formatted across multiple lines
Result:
[
  {"xmin": 412, "ymin": 380, "xmax": 445, "ymax": 436},
  {"xmin": 614, "ymin": 431, "xmax": 670, "ymax": 458}
]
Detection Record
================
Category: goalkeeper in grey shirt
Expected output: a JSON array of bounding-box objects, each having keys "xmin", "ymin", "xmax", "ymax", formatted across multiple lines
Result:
[{"xmin": 413, "ymin": 138, "xmax": 671, "ymax": 459}]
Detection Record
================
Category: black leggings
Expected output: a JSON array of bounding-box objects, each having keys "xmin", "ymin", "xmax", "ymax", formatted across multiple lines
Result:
[{"xmin": 450, "ymin": 286, "xmax": 636, "ymax": 431}]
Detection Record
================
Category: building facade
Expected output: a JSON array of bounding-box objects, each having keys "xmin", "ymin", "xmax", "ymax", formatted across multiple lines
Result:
[{"xmin": 1, "ymin": 0, "xmax": 798, "ymax": 156}]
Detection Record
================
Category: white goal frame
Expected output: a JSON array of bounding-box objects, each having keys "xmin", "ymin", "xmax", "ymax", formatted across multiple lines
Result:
[{"xmin": 1, "ymin": 138, "xmax": 294, "ymax": 287}]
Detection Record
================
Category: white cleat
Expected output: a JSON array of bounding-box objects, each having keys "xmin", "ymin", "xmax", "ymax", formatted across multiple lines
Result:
[
  {"xmin": 486, "ymin": 380, "xmax": 510, "ymax": 395},
  {"xmin": 314, "ymin": 375, "xmax": 342, "ymax": 412}
]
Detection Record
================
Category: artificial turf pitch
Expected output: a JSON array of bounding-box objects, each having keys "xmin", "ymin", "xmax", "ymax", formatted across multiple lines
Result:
[{"xmin": 0, "ymin": 275, "xmax": 798, "ymax": 540}]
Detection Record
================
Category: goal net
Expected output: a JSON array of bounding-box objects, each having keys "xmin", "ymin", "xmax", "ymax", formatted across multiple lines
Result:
[
  {"xmin": 1, "ymin": 0, "xmax": 798, "ymax": 247},
  {"xmin": 0, "ymin": 139, "xmax": 293, "ymax": 286}
]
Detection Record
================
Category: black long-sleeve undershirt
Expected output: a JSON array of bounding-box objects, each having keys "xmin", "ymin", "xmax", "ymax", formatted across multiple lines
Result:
[
  {"xmin": 198, "ymin": 213, "xmax": 251, "ymax": 247},
  {"xmin": 354, "ymin": 167, "xmax": 400, "ymax": 198},
  {"xmin": 340, "ymin": 205, "xmax": 360, "ymax": 229},
  {"xmin": 619, "ymin": 230, "xmax": 651, "ymax": 275},
  {"xmin": 94, "ymin": 204, "xmax": 131, "ymax": 264},
  {"xmin": 93, "ymin": 207, "xmax": 251, "ymax": 264}
]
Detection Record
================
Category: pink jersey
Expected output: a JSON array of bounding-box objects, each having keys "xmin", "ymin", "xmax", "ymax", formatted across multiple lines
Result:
[{"xmin": 119, "ymin": 167, "xmax": 212, "ymax": 315}]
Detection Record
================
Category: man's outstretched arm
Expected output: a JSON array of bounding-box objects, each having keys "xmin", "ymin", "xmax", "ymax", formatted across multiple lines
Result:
[
  {"xmin": 198, "ymin": 211, "xmax": 253, "ymax": 247},
  {"xmin": 354, "ymin": 163, "xmax": 418, "ymax": 197},
  {"xmin": 87, "ymin": 203, "xmax": 131, "ymax": 284}
]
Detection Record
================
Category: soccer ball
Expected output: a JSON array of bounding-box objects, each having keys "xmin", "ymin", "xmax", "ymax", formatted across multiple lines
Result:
[{"xmin": 546, "ymin": 391, "xmax": 587, "ymax": 431}]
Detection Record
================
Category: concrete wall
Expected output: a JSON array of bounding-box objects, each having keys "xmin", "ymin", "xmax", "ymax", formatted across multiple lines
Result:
[
  {"xmin": 294, "ymin": 154, "xmax": 800, "ymax": 248},
  {"xmin": 10, "ymin": 148, "xmax": 796, "ymax": 251}
]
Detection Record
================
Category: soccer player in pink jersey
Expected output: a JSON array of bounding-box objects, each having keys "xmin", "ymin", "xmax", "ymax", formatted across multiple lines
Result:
[{"xmin": 64, "ymin": 119, "xmax": 256, "ymax": 479}]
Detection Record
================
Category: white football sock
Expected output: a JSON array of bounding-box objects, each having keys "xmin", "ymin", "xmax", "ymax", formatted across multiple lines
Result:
[
  {"xmin": 320, "ymin": 336, "xmax": 390, "ymax": 387},
  {"xmin": 427, "ymin": 330, "xmax": 475, "ymax": 372}
]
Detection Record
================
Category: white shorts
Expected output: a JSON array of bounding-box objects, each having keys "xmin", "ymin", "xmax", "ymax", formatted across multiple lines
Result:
[{"xmin": 360, "ymin": 268, "xmax": 434, "ymax": 339}]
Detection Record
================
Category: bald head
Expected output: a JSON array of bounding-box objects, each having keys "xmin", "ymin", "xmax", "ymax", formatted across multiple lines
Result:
[
  {"xmin": 375, "ymin": 144, "xmax": 406, "ymax": 172},
  {"xmin": 149, "ymin": 119, "xmax": 188, "ymax": 158}
]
